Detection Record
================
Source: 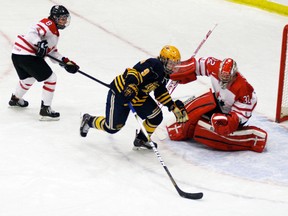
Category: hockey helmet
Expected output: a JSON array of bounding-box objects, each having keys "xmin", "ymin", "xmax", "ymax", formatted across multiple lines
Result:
[
  {"xmin": 219, "ymin": 58, "xmax": 238, "ymax": 89},
  {"xmin": 158, "ymin": 45, "xmax": 181, "ymax": 76},
  {"xmin": 49, "ymin": 5, "xmax": 70, "ymax": 29}
]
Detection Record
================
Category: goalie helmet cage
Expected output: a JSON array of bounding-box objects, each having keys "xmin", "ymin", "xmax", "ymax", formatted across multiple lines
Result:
[{"xmin": 276, "ymin": 24, "xmax": 288, "ymax": 123}]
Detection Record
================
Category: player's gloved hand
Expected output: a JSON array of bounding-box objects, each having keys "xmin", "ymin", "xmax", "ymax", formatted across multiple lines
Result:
[
  {"xmin": 62, "ymin": 57, "xmax": 79, "ymax": 74},
  {"xmin": 123, "ymin": 84, "xmax": 138, "ymax": 101},
  {"xmin": 211, "ymin": 112, "xmax": 239, "ymax": 135},
  {"xmin": 169, "ymin": 100, "xmax": 188, "ymax": 123},
  {"xmin": 36, "ymin": 40, "xmax": 48, "ymax": 58}
]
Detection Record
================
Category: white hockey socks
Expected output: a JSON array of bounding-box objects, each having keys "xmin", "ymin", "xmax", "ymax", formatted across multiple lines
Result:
[
  {"xmin": 42, "ymin": 73, "xmax": 57, "ymax": 106},
  {"xmin": 14, "ymin": 77, "xmax": 36, "ymax": 99}
]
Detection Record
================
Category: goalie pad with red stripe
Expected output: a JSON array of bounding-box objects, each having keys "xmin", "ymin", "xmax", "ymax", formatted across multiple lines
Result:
[
  {"xmin": 193, "ymin": 119, "xmax": 267, "ymax": 153},
  {"xmin": 167, "ymin": 90, "xmax": 216, "ymax": 140}
]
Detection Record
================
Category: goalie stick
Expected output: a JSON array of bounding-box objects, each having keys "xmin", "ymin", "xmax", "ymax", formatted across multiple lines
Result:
[
  {"xmin": 154, "ymin": 25, "xmax": 217, "ymax": 140},
  {"xmin": 128, "ymin": 103, "xmax": 203, "ymax": 200},
  {"xmin": 47, "ymin": 55, "xmax": 203, "ymax": 199},
  {"xmin": 163, "ymin": 24, "xmax": 218, "ymax": 103}
]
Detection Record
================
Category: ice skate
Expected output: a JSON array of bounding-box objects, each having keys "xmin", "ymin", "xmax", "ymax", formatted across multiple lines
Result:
[
  {"xmin": 8, "ymin": 94, "xmax": 29, "ymax": 108},
  {"xmin": 133, "ymin": 130, "xmax": 157, "ymax": 150},
  {"xmin": 39, "ymin": 101, "xmax": 60, "ymax": 121},
  {"xmin": 80, "ymin": 113, "xmax": 92, "ymax": 137}
]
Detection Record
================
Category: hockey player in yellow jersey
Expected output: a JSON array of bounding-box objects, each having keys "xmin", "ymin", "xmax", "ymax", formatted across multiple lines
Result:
[{"xmin": 80, "ymin": 45, "xmax": 188, "ymax": 149}]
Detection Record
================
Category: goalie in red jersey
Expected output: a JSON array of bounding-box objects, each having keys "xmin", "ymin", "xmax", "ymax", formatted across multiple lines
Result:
[{"xmin": 166, "ymin": 57, "xmax": 267, "ymax": 153}]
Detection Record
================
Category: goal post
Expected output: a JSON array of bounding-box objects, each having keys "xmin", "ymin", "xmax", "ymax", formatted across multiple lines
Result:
[{"xmin": 276, "ymin": 24, "xmax": 288, "ymax": 123}]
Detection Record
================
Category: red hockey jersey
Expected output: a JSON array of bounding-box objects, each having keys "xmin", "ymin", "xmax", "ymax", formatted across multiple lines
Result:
[{"xmin": 195, "ymin": 57, "xmax": 257, "ymax": 125}]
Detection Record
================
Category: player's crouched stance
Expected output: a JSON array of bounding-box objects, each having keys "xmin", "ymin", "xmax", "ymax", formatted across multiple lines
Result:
[
  {"xmin": 80, "ymin": 45, "xmax": 188, "ymax": 150},
  {"xmin": 166, "ymin": 57, "xmax": 267, "ymax": 153}
]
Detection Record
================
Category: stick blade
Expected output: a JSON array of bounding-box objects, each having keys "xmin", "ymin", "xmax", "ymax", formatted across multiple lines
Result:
[
  {"xmin": 180, "ymin": 191, "xmax": 203, "ymax": 200},
  {"xmin": 176, "ymin": 185, "xmax": 203, "ymax": 200}
]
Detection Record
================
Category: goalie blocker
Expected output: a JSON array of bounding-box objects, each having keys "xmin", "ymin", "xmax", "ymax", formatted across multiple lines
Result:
[{"xmin": 166, "ymin": 91, "xmax": 267, "ymax": 153}]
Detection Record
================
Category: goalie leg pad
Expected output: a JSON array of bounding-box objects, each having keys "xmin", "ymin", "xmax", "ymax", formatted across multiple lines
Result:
[
  {"xmin": 193, "ymin": 120, "xmax": 267, "ymax": 153},
  {"xmin": 185, "ymin": 90, "xmax": 216, "ymax": 119},
  {"xmin": 167, "ymin": 90, "xmax": 216, "ymax": 141},
  {"xmin": 166, "ymin": 122, "xmax": 197, "ymax": 141}
]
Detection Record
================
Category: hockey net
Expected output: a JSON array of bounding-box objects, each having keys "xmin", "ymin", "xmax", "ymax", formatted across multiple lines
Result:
[{"xmin": 276, "ymin": 24, "xmax": 288, "ymax": 123}]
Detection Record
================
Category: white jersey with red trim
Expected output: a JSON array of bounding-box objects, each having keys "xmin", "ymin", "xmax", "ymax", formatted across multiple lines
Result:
[
  {"xmin": 12, "ymin": 18, "xmax": 63, "ymax": 61},
  {"xmin": 195, "ymin": 57, "xmax": 257, "ymax": 125}
]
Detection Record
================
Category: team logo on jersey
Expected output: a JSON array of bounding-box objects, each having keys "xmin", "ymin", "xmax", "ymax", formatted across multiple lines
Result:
[{"xmin": 142, "ymin": 82, "xmax": 159, "ymax": 94}]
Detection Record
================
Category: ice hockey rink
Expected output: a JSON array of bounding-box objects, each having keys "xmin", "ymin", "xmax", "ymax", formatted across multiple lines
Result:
[{"xmin": 0, "ymin": 0, "xmax": 288, "ymax": 215}]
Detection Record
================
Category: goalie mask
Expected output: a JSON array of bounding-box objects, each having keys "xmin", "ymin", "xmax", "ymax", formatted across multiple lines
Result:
[
  {"xmin": 158, "ymin": 45, "xmax": 181, "ymax": 77},
  {"xmin": 219, "ymin": 58, "xmax": 237, "ymax": 89},
  {"xmin": 49, "ymin": 5, "xmax": 71, "ymax": 30}
]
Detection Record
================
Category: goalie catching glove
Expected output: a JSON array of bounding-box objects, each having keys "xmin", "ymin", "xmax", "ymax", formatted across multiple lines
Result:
[
  {"xmin": 211, "ymin": 112, "xmax": 239, "ymax": 136},
  {"xmin": 169, "ymin": 100, "xmax": 189, "ymax": 123},
  {"xmin": 62, "ymin": 57, "xmax": 79, "ymax": 74}
]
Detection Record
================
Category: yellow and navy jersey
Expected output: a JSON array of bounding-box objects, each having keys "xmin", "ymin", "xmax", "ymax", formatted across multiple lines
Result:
[{"xmin": 110, "ymin": 58, "xmax": 173, "ymax": 107}]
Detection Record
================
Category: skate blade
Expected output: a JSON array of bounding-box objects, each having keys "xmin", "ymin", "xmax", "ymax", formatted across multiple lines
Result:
[
  {"xmin": 132, "ymin": 146, "xmax": 152, "ymax": 151},
  {"xmin": 8, "ymin": 105, "xmax": 28, "ymax": 109},
  {"xmin": 80, "ymin": 132, "xmax": 88, "ymax": 137},
  {"xmin": 39, "ymin": 115, "xmax": 60, "ymax": 121}
]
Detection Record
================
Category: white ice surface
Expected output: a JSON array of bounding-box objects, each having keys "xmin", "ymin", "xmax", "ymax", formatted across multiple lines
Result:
[{"xmin": 0, "ymin": 0, "xmax": 288, "ymax": 215}]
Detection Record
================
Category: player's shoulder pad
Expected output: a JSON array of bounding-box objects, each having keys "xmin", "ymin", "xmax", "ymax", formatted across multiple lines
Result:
[
  {"xmin": 148, "ymin": 58, "xmax": 165, "ymax": 78},
  {"xmin": 147, "ymin": 58, "xmax": 164, "ymax": 71},
  {"xmin": 39, "ymin": 18, "xmax": 59, "ymax": 36},
  {"xmin": 231, "ymin": 72, "xmax": 254, "ymax": 96},
  {"xmin": 136, "ymin": 58, "xmax": 164, "ymax": 78}
]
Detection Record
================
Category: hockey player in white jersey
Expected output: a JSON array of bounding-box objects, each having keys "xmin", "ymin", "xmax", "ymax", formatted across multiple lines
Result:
[{"xmin": 9, "ymin": 5, "xmax": 79, "ymax": 120}]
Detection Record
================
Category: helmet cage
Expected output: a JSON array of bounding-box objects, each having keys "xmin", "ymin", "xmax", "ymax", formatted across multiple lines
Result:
[
  {"xmin": 159, "ymin": 57, "xmax": 180, "ymax": 75},
  {"xmin": 159, "ymin": 45, "xmax": 181, "ymax": 75},
  {"xmin": 219, "ymin": 58, "xmax": 237, "ymax": 89},
  {"xmin": 52, "ymin": 14, "xmax": 71, "ymax": 29},
  {"xmin": 49, "ymin": 5, "xmax": 70, "ymax": 29}
]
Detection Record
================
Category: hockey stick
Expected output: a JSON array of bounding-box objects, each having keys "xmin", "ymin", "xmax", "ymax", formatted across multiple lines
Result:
[
  {"xmin": 46, "ymin": 54, "xmax": 111, "ymax": 88},
  {"xmin": 165, "ymin": 23, "xmax": 218, "ymax": 98},
  {"xmin": 47, "ymin": 54, "xmax": 203, "ymax": 199},
  {"xmin": 155, "ymin": 25, "xmax": 217, "ymax": 140},
  {"xmin": 128, "ymin": 103, "xmax": 203, "ymax": 200}
]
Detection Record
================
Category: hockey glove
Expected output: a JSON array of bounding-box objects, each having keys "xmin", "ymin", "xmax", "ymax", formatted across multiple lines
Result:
[
  {"xmin": 36, "ymin": 40, "xmax": 48, "ymax": 58},
  {"xmin": 211, "ymin": 112, "xmax": 239, "ymax": 136},
  {"xmin": 62, "ymin": 57, "xmax": 80, "ymax": 74},
  {"xmin": 170, "ymin": 57, "xmax": 197, "ymax": 84},
  {"xmin": 169, "ymin": 100, "xmax": 189, "ymax": 123},
  {"xmin": 123, "ymin": 84, "xmax": 138, "ymax": 101}
]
